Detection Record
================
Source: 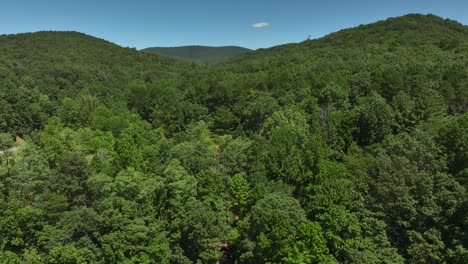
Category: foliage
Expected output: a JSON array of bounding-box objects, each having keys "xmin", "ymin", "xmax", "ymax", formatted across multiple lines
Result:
[{"xmin": 0, "ymin": 14, "xmax": 467, "ymax": 263}]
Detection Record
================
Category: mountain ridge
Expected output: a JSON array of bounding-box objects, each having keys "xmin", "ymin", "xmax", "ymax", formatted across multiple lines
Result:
[
  {"xmin": 223, "ymin": 13, "xmax": 467, "ymax": 65},
  {"xmin": 2, "ymin": 13, "xmax": 465, "ymax": 64}
]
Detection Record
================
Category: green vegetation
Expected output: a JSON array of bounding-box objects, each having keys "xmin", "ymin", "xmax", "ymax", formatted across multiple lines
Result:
[
  {"xmin": 141, "ymin": 45, "xmax": 251, "ymax": 64},
  {"xmin": 0, "ymin": 14, "xmax": 467, "ymax": 263}
]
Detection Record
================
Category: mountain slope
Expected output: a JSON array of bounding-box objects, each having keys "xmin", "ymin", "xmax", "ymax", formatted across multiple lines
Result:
[
  {"xmin": 0, "ymin": 31, "xmax": 183, "ymax": 67},
  {"xmin": 141, "ymin": 45, "xmax": 251, "ymax": 63},
  {"xmin": 214, "ymin": 14, "xmax": 467, "ymax": 116},
  {"xmin": 226, "ymin": 14, "xmax": 467, "ymax": 64},
  {"xmin": 318, "ymin": 13, "xmax": 468, "ymax": 47},
  {"xmin": 0, "ymin": 31, "xmax": 187, "ymax": 88},
  {"xmin": 0, "ymin": 31, "xmax": 189, "ymax": 134}
]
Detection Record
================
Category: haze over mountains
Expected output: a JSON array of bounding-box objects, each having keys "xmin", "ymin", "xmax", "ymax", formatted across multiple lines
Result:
[
  {"xmin": 141, "ymin": 45, "xmax": 251, "ymax": 63},
  {"xmin": 0, "ymin": 13, "xmax": 467, "ymax": 264}
]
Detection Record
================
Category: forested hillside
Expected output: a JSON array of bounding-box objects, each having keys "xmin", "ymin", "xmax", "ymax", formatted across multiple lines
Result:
[
  {"xmin": 0, "ymin": 14, "xmax": 467, "ymax": 263},
  {"xmin": 141, "ymin": 46, "xmax": 251, "ymax": 64}
]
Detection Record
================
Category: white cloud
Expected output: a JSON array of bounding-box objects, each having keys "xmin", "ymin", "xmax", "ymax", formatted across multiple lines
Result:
[{"xmin": 251, "ymin": 22, "xmax": 270, "ymax": 28}]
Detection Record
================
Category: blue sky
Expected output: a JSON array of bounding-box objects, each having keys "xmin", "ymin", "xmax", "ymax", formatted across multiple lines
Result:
[{"xmin": 0, "ymin": 0, "xmax": 467, "ymax": 50}]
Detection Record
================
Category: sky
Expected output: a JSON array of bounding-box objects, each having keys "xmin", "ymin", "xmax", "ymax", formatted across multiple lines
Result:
[{"xmin": 0, "ymin": 0, "xmax": 467, "ymax": 50}]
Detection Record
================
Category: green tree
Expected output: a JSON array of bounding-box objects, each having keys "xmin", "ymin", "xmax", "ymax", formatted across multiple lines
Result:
[
  {"xmin": 238, "ymin": 192, "xmax": 307, "ymax": 263},
  {"xmin": 354, "ymin": 94, "xmax": 395, "ymax": 146},
  {"xmin": 437, "ymin": 115, "xmax": 468, "ymax": 188}
]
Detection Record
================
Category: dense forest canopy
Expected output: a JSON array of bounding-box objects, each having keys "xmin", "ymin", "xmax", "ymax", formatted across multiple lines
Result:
[{"xmin": 0, "ymin": 13, "xmax": 467, "ymax": 263}]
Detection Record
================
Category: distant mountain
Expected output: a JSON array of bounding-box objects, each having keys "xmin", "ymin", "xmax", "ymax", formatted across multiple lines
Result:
[{"xmin": 140, "ymin": 45, "xmax": 251, "ymax": 63}]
